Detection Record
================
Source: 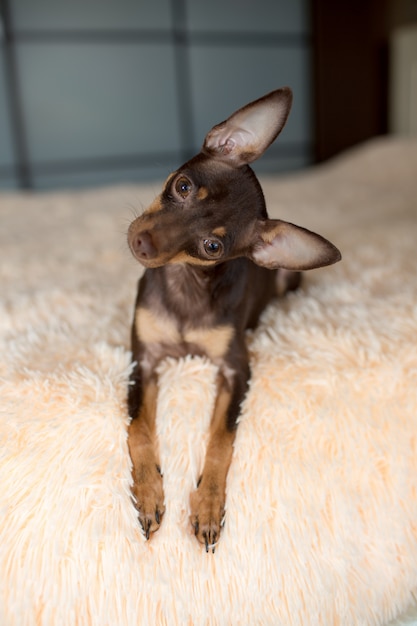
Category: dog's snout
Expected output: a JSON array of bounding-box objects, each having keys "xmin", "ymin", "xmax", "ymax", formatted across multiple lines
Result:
[{"xmin": 130, "ymin": 230, "xmax": 157, "ymax": 261}]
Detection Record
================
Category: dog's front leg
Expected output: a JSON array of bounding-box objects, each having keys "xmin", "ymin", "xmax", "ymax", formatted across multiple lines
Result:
[
  {"xmin": 128, "ymin": 364, "xmax": 165, "ymax": 539},
  {"xmin": 190, "ymin": 354, "xmax": 249, "ymax": 552}
]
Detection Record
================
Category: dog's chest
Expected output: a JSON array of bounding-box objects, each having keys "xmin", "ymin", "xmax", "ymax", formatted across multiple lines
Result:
[{"xmin": 134, "ymin": 305, "xmax": 234, "ymax": 365}]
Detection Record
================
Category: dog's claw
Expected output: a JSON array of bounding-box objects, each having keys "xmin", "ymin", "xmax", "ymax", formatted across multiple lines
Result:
[
  {"xmin": 190, "ymin": 483, "xmax": 225, "ymax": 553},
  {"xmin": 138, "ymin": 509, "xmax": 164, "ymax": 541},
  {"xmin": 203, "ymin": 530, "xmax": 218, "ymax": 554},
  {"xmin": 140, "ymin": 517, "xmax": 152, "ymax": 541},
  {"xmin": 204, "ymin": 532, "xmax": 209, "ymax": 553},
  {"xmin": 131, "ymin": 463, "xmax": 165, "ymax": 540}
]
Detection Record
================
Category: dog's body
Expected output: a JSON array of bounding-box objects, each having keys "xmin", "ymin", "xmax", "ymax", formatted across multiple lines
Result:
[{"xmin": 127, "ymin": 88, "xmax": 341, "ymax": 552}]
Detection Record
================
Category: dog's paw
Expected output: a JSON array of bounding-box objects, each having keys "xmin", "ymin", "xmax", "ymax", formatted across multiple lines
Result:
[
  {"xmin": 189, "ymin": 479, "xmax": 226, "ymax": 553},
  {"xmin": 132, "ymin": 464, "xmax": 165, "ymax": 539}
]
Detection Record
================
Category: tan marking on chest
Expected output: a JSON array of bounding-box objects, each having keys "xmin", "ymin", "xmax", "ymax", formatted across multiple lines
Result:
[
  {"xmin": 136, "ymin": 308, "xmax": 234, "ymax": 360},
  {"xmin": 185, "ymin": 325, "xmax": 234, "ymax": 360},
  {"xmin": 135, "ymin": 307, "xmax": 180, "ymax": 344}
]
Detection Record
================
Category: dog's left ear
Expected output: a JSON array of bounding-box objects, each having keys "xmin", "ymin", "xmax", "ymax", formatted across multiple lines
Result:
[
  {"xmin": 248, "ymin": 219, "xmax": 342, "ymax": 270},
  {"xmin": 202, "ymin": 87, "xmax": 293, "ymax": 167}
]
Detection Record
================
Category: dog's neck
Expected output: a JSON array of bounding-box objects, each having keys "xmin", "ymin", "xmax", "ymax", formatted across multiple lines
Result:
[{"xmin": 146, "ymin": 260, "xmax": 246, "ymax": 326}]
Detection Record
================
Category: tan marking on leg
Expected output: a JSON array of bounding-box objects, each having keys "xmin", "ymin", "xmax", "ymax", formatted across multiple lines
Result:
[
  {"xmin": 135, "ymin": 307, "xmax": 180, "ymax": 344},
  {"xmin": 185, "ymin": 325, "xmax": 234, "ymax": 360},
  {"xmin": 189, "ymin": 380, "xmax": 236, "ymax": 551},
  {"xmin": 212, "ymin": 226, "xmax": 226, "ymax": 237},
  {"xmin": 128, "ymin": 380, "xmax": 165, "ymax": 538}
]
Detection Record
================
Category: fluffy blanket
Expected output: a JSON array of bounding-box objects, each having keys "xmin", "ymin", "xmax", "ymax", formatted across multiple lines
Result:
[{"xmin": 1, "ymin": 138, "xmax": 417, "ymax": 626}]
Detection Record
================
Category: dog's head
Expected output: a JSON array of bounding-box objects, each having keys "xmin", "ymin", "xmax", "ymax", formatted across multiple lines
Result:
[{"xmin": 128, "ymin": 88, "xmax": 341, "ymax": 271}]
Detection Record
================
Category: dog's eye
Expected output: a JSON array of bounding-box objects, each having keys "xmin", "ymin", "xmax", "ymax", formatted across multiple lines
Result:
[
  {"xmin": 174, "ymin": 176, "xmax": 192, "ymax": 199},
  {"xmin": 203, "ymin": 238, "xmax": 223, "ymax": 258}
]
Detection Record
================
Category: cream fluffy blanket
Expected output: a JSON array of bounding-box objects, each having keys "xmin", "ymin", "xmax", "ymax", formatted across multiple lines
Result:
[{"xmin": 1, "ymin": 138, "xmax": 417, "ymax": 626}]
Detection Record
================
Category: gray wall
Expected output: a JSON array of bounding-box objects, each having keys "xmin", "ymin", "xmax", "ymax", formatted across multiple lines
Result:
[{"xmin": 0, "ymin": 0, "xmax": 312, "ymax": 190}]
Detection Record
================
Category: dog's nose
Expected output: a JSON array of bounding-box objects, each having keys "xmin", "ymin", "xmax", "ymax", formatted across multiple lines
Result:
[{"xmin": 130, "ymin": 230, "xmax": 157, "ymax": 261}]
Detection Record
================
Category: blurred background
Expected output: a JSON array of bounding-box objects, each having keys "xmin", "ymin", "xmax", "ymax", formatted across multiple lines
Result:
[{"xmin": 0, "ymin": 0, "xmax": 416, "ymax": 190}]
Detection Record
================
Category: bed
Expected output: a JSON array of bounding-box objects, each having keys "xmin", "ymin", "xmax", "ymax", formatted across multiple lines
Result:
[{"xmin": 1, "ymin": 137, "xmax": 416, "ymax": 625}]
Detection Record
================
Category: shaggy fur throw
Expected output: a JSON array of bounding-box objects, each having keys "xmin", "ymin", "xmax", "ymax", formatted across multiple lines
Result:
[{"xmin": 1, "ymin": 138, "xmax": 416, "ymax": 625}]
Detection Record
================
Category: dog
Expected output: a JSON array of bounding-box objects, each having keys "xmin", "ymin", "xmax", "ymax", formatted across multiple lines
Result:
[{"xmin": 127, "ymin": 87, "xmax": 341, "ymax": 552}]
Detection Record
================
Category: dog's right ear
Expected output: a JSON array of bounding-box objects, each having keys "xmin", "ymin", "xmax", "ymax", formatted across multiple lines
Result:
[{"xmin": 202, "ymin": 87, "xmax": 293, "ymax": 167}]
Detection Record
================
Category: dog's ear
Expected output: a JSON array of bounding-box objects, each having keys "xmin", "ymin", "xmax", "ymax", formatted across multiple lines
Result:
[
  {"xmin": 202, "ymin": 88, "xmax": 293, "ymax": 167},
  {"xmin": 248, "ymin": 219, "xmax": 341, "ymax": 270}
]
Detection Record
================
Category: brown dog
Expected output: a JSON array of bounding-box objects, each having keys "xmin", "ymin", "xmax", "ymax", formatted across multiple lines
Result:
[{"xmin": 127, "ymin": 88, "xmax": 341, "ymax": 552}]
